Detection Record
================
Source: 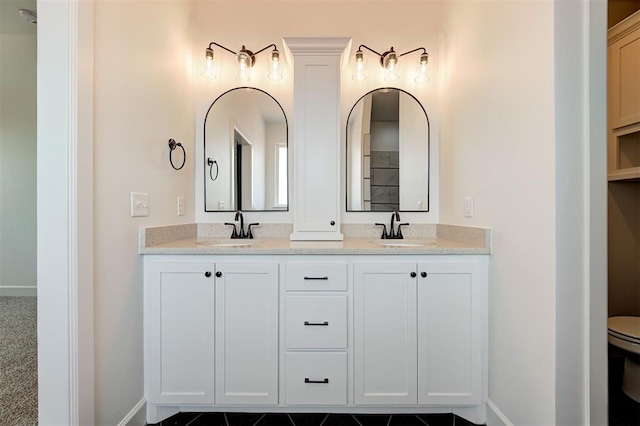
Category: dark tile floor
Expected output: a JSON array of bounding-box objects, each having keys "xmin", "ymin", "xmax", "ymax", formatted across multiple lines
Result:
[
  {"xmin": 609, "ymin": 349, "xmax": 640, "ymax": 426},
  {"xmin": 149, "ymin": 412, "xmax": 480, "ymax": 426}
]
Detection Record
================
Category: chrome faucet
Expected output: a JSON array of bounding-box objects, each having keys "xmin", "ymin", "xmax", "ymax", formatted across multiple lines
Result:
[{"xmin": 225, "ymin": 211, "xmax": 259, "ymax": 239}]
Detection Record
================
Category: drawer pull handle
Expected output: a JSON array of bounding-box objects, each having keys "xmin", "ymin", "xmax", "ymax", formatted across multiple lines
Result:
[
  {"xmin": 304, "ymin": 321, "xmax": 329, "ymax": 326},
  {"xmin": 303, "ymin": 276, "xmax": 329, "ymax": 280},
  {"xmin": 305, "ymin": 378, "xmax": 329, "ymax": 384}
]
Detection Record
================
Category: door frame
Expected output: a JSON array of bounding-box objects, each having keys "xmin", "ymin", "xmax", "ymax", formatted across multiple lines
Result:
[{"xmin": 37, "ymin": 0, "xmax": 94, "ymax": 424}]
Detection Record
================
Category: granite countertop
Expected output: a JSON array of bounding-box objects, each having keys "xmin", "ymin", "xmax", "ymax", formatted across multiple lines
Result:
[{"xmin": 139, "ymin": 223, "xmax": 491, "ymax": 255}]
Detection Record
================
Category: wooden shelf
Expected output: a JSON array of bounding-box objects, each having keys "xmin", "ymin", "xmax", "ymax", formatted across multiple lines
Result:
[{"xmin": 608, "ymin": 169, "xmax": 640, "ymax": 182}]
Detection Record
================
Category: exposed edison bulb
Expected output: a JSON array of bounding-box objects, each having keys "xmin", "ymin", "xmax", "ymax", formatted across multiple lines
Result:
[
  {"xmin": 268, "ymin": 49, "xmax": 283, "ymax": 81},
  {"xmin": 352, "ymin": 50, "xmax": 367, "ymax": 81},
  {"xmin": 384, "ymin": 61, "xmax": 400, "ymax": 82},
  {"xmin": 414, "ymin": 52, "xmax": 430, "ymax": 84},
  {"xmin": 383, "ymin": 50, "xmax": 399, "ymax": 82},
  {"xmin": 201, "ymin": 48, "xmax": 218, "ymax": 80},
  {"xmin": 236, "ymin": 51, "xmax": 252, "ymax": 82}
]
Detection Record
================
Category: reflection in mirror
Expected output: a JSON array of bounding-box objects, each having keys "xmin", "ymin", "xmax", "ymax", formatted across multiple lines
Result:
[
  {"xmin": 204, "ymin": 87, "xmax": 288, "ymax": 211},
  {"xmin": 346, "ymin": 88, "xmax": 429, "ymax": 212}
]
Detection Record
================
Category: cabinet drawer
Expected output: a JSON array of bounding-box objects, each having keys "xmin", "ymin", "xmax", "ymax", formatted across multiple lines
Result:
[
  {"xmin": 285, "ymin": 263, "xmax": 347, "ymax": 291},
  {"xmin": 285, "ymin": 295, "xmax": 347, "ymax": 349},
  {"xmin": 285, "ymin": 352, "xmax": 347, "ymax": 405}
]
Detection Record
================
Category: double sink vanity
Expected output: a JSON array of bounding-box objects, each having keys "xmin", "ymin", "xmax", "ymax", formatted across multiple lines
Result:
[
  {"xmin": 140, "ymin": 221, "xmax": 490, "ymax": 424},
  {"xmin": 140, "ymin": 37, "xmax": 491, "ymax": 425}
]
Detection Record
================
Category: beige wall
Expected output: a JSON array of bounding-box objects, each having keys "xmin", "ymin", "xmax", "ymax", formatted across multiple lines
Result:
[
  {"xmin": 0, "ymin": 27, "xmax": 37, "ymax": 295},
  {"xmin": 439, "ymin": 1, "xmax": 557, "ymax": 424},
  {"xmin": 93, "ymin": 0, "xmax": 195, "ymax": 423}
]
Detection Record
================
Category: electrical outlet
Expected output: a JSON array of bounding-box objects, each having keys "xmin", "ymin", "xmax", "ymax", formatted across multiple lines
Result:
[
  {"xmin": 177, "ymin": 196, "xmax": 185, "ymax": 216},
  {"xmin": 464, "ymin": 197, "xmax": 474, "ymax": 218},
  {"xmin": 131, "ymin": 192, "xmax": 149, "ymax": 217}
]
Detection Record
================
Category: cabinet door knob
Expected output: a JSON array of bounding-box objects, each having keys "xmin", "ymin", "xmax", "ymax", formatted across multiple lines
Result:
[
  {"xmin": 421, "ymin": 272, "xmax": 427, "ymax": 278},
  {"xmin": 410, "ymin": 272, "xmax": 417, "ymax": 278},
  {"xmin": 205, "ymin": 271, "xmax": 212, "ymax": 277},
  {"xmin": 330, "ymin": 221, "xmax": 335, "ymax": 226},
  {"xmin": 215, "ymin": 271, "xmax": 222, "ymax": 278}
]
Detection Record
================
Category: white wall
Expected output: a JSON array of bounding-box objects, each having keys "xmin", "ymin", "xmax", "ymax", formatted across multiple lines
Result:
[
  {"xmin": 439, "ymin": 1, "xmax": 557, "ymax": 424},
  {"xmin": 93, "ymin": 0, "xmax": 195, "ymax": 423},
  {"xmin": 0, "ymin": 28, "xmax": 37, "ymax": 296}
]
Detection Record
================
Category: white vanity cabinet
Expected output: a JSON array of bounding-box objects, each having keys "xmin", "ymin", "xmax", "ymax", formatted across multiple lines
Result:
[
  {"xmin": 144, "ymin": 258, "xmax": 279, "ymax": 408},
  {"xmin": 354, "ymin": 260, "xmax": 486, "ymax": 406},
  {"xmin": 143, "ymin": 253, "xmax": 488, "ymax": 424}
]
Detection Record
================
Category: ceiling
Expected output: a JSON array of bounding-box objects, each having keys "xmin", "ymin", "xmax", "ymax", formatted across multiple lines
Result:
[{"xmin": 0, "ymin": 0, "xmax": 37, "ymax": 35}]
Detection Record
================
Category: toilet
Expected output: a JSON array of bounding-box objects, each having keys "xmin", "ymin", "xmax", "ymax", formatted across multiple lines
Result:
[{"xmin": 608, "ymin": 316, "xmax": 640, "ymax": 402}]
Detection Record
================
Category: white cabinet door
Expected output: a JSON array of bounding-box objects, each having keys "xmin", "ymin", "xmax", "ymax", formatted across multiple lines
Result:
[
  {"xmin": 214, "ymin": 263, "xmax": 279, "ymax": 405},
  {"xmin": 417, "ymin": 263, "xmax": 483, "ymax": 405},
  {"xmin": 354, "ymin": 263, "xmax": 417, "ymax": 405},
  {"xmin": 147, "ymin": 261, "xmax": 215, "ymax": 404}
]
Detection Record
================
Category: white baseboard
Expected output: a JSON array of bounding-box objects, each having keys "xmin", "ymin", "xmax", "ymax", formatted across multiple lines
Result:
[
  {"xmin": 118, "ymin": 399, "xmax": 146, "ymax": 426},
  {"xmin": 0, "ymin": 286, "xmax": 37, "ymax": 297},
  {"xmin": 486, "ymin": 400, "xmax": 514, "ymax": 426}
]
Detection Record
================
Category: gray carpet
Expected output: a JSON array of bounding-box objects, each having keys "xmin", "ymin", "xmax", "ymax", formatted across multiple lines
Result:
[{"xmin": 0, "ymin": 297, "xmax": 38, "ymax": 426}]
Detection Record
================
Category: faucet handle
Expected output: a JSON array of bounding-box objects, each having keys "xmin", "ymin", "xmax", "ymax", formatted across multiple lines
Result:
[
  {"xmin": 375, "ymin": 223, "xmax": 388, "ymax": 239},
  {"xmin": 396, "ymin": 223, "xmax": 410, "ymax": 239},
  {"xmin": 246, "ymin": 223, "xmax": 259, "ymax": 239},
  {"xmin": 224, "ymin": 222, "xmax": 238, "ymax": 239}
]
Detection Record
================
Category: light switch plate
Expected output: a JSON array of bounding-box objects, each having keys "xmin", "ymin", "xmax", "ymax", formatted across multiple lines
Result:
[
  {"xmin": 131, "ymin": 192, "xmax": 149, "ymax": 217},
  {"xmin": 464, "ymin": 196, "xmax": 474, "ymax": 218},
  {"xmin": 177, "ymin": 196, "xmax": 185, "ymax": 216}
]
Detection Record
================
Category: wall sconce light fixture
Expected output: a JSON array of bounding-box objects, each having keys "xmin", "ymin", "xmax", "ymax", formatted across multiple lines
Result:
[
  {"xmin": 353, "ymin": 45, "xmax": 429, "ymax": 84},
  {"xmin": 202, "ymin": 42, "xmax": 283, "ymax": 82}
]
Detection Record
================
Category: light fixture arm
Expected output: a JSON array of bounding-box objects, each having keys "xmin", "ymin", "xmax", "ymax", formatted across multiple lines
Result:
[
  {"xmin": 207, "ymin": 42, "xmax": 237, "ymax": 56},
  {"xmin": 397, "ymin": 47, "xmax": 427, "ymax": 59},
  {"xmin": 253, "ymin": 43, "xmax": 278, "ymax": 56},
  {"xmin": 357, "ymin": 44, "xmax": 384, "ymax": 57}
]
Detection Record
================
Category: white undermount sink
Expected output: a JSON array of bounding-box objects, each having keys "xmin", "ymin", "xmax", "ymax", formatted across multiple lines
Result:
[
  {"xmin": 371, "ymin": 239, "xmax": 426, "ymax": 248},
  {"xmin": 196, "ymin": 239, "xmax": 258, "ymax": 247}
]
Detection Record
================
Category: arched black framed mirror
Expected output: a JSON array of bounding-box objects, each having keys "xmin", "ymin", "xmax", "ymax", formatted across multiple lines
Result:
[
  {"xmin": 346, "ymin": 88, "xmax": 430, "ymax": 212},
  {"xmin": 204, "ymin": 87, "xmax": 288, "ymax": 212}
]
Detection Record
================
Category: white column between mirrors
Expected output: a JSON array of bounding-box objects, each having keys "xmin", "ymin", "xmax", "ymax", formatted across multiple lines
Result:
[{"xmin": 284, "ymin": 37, "xmax": 350, "ymax": 241}]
